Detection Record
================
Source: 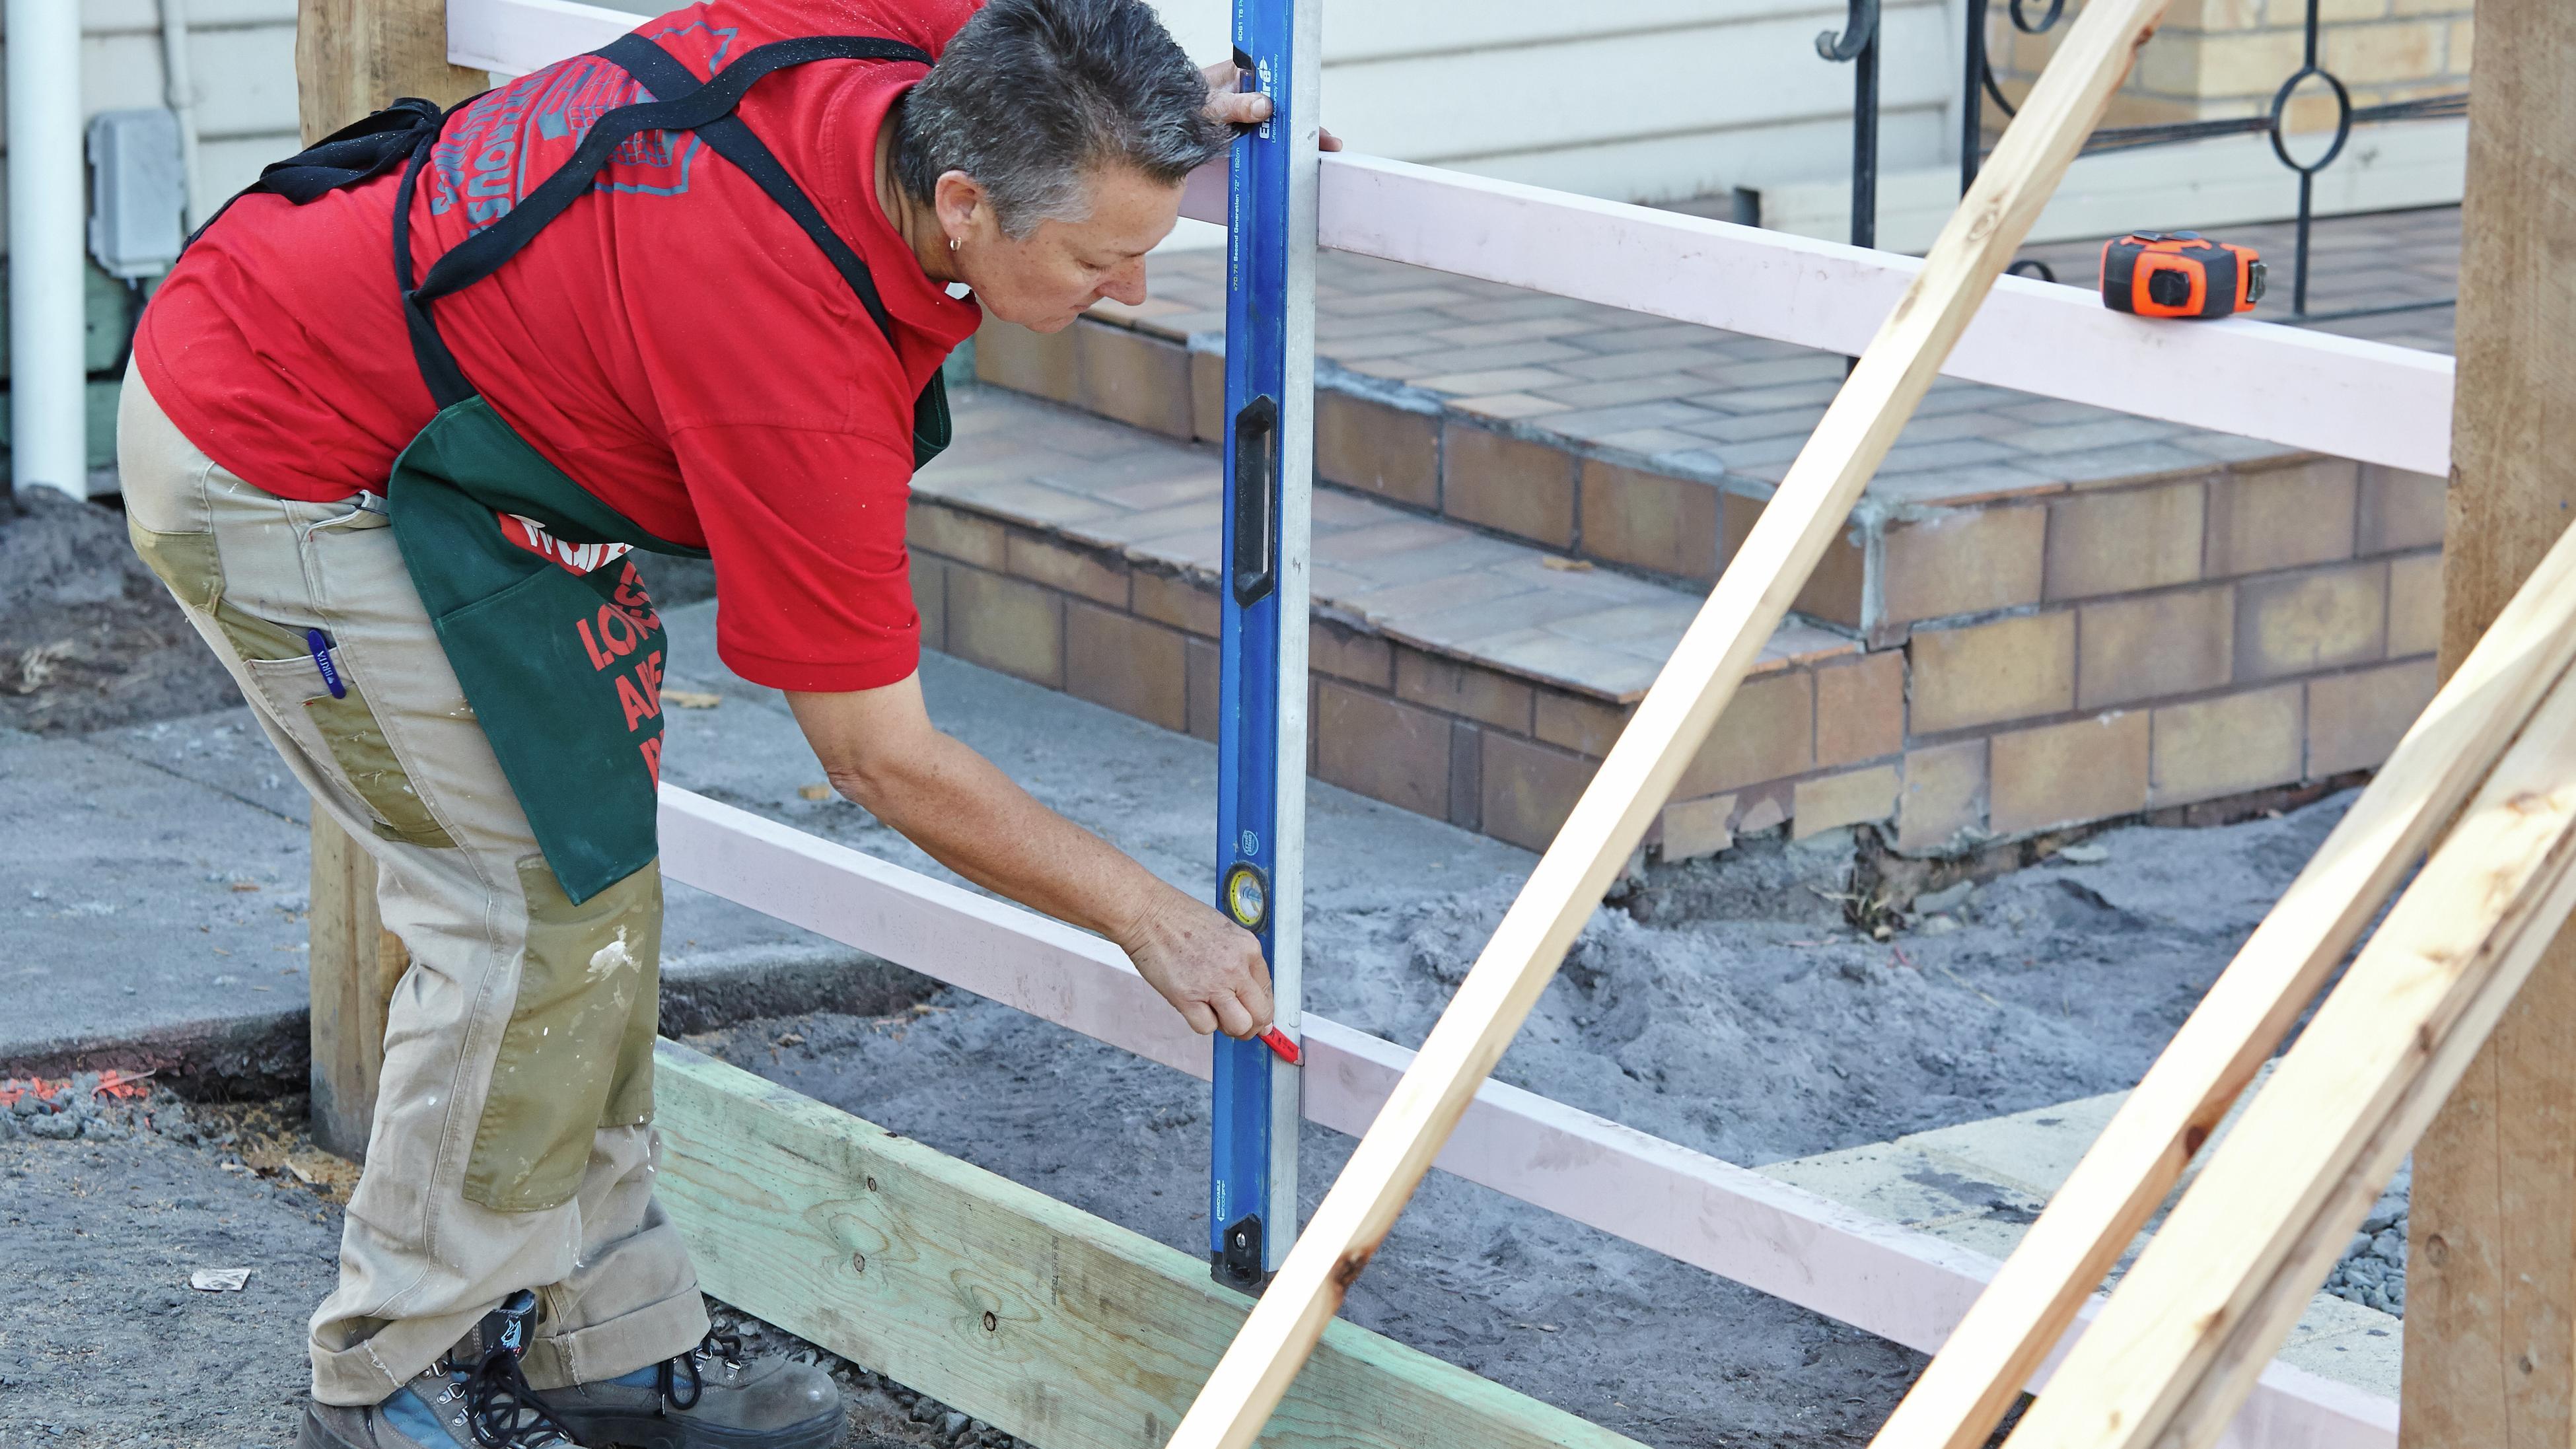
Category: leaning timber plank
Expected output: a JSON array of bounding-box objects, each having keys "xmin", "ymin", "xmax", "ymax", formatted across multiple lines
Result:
[
  {"xmin": 1165, "ymin": 4, "xmax": 2174, "ymax": 1444},
  {"xmin": 1999, "ymin": 594, "xmax": 2576, "ymax": 1449},
  {"xmin": 655, "ymin": 786, "xmax": 2394, "ymax": 1446},
  {"xmin": 649, "ymin": 1039, "xmax": 1642, "ymax": 1449},
  {"xmin": 453, "ymin": 0, "xmax": 2454, "ymax": 477},
  {"xmin": 1867, "ymin": 497, "xmax": 2576, "ymax": 1449}
]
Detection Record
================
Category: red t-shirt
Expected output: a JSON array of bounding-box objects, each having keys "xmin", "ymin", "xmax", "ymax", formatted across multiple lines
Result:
[{"xmin": 137, "ymin": 0, "xmax": 983, "ymax": 692}]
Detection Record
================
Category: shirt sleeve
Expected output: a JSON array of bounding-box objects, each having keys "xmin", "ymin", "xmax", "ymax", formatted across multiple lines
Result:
[{"xmin": 669, "ymin": 421, "xmax": 923, "ymax": 693}]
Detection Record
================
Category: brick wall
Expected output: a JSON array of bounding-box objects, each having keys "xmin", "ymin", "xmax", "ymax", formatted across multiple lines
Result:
[
  {"xmin": 1990, "ymin": 0, "xmax": 2474, "ymax": 136},
  {"xmin": 908, "ymin": 462, "xmax": 2442, "ymax": 863}
]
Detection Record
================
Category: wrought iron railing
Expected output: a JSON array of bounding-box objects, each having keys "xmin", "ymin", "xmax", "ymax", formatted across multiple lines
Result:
[{"xmin": 1820, "ymin": 0, "xmax": 2467, "ymax": 320}]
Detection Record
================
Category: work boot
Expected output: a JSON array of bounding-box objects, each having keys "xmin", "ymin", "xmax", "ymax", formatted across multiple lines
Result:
[
  {"xmin": 536, "ymin": 1331, "xmax": 844, "ymax": 1449},
  {"xmin": 301, "ymin": 1290, "xmax": 584, "ymax": 1449}
]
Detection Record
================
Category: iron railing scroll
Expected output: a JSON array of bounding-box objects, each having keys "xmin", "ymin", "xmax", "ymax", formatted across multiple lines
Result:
[
  {"xmin": 1817, "ymin": 0, "xmax": 1882, "ymax": 251},
  {"xmin": 1950, "ymin": 0, "xmax": 2464, "ymax": 320}
]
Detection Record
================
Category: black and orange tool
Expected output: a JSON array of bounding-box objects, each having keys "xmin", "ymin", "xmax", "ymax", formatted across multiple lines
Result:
[{"xmin": 2100, "ymin": 231, "xmax": 2266, "ymax": 320}]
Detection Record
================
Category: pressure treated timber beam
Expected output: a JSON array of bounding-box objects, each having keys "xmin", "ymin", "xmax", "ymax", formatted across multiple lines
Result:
[
  {"xmin": 649, "ymin": 1038, "xmax": 1646, "ymax": 1449},
  {"xmin": 1866, "ymin": 470, "xmax": 2576, "ymax": 1449},
  {"xmin": 449, "ymin": 0, "xmax": 2454, "ymax": 477},
  {"xmin": 655, "ymin": 786, "xmax": 2394, "ymax": 1449},
  {"xmin": 1996, "ymin": 586, "xmax": 2576, "ymax": 1449},
  {"xmin": 2402, "ymin": 1, "xmax": 2576, "ymax": 1441},
  {"xmin": 1164, "ymin": 4, "xmax": 2176, "ymax": 1444}
]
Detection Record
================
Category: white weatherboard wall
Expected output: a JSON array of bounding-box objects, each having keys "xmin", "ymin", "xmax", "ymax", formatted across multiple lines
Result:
[
  {"xmin": 0, "ymin": 1, "xmax": 302, "ymax": 253},
  {"xmin": 579, "ymin": 0, "xmax": 1954, "ymax": 207},
  {"xmin": 1150, "ymin": 0, "xmax": 1953, "ymax": 204}
]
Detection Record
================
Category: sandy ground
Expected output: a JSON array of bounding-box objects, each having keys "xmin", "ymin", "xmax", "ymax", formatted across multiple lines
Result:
[
  {"xmin": 1, "ymin": 487, "xmax": 2400, "ymax": 1447},
  {"xmin": 0, "ymin": 1088, "xmax": 1035, "ymax": 1449},
  {"xmin": 2, "ymin": 791, "xmax": 2361, "ymax": 1449},
  {"xmin": 672, "ymin": 793, "xmax": 2356, "ymax": 1449}
]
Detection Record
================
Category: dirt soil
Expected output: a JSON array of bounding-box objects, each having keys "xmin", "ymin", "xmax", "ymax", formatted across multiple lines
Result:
[
  {"xmin": 5, "ymin": 487, "xmax": 2397, "ymax": 1446},
  {"xmin": 0, "ymin": 1086, "xmax": 1032, "ymax": 1449},
  {"xmin": 3, "ymin": 795, "xmax": 2369, "ymax": 1449},
  {"xmin": 0, "ymin": 491, "xmax": 718, "ymax": 738},
  {"xmin": 0, "ymin": 490, "xmax": 241, "ymax": 736},
  {"xmin": 675, "ymin": 792, "xmax": 2362, "ymax": 1448}
]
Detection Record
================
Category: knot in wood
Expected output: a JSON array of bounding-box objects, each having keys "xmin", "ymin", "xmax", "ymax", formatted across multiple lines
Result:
[{"xmin": 982, "ymin": 1310, "xmax": 999, "ymax": 1333}]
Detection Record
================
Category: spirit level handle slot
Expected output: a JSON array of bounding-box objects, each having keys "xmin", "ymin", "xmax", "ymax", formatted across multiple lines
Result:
[{"xmin": 1231, "ymin": 392, "xmax": 1279, "ymax": 606}]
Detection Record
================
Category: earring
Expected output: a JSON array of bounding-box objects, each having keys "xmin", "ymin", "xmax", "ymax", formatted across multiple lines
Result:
[{"xmin": 948, "ymin": 236, "xmax": 959, "ymax": 252}]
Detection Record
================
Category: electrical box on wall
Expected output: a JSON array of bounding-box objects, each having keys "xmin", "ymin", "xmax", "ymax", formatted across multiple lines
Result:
[{"xmin": 87, "ymin": 109, "xmax": 186, "ymax": 279}]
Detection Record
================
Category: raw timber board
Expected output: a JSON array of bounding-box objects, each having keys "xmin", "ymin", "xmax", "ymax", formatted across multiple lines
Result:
[
  {"xmin": 654, "ymin": 784, "xmax": 2393, "ymax": 1448},
  {"xmin": 1166, "ymin": 2, "xmax": 2186, "ymax": 1444},
  {"xmin": 650, "ymin": 1040, "xmax": 1645, "ymax": 1449},
  {"xmin": 2001, "ymin": 634, "xmax": 2576, "ymax": 1448}
]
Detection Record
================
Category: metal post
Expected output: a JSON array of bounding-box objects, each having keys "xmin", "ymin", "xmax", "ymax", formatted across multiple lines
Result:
[
  {"xmin": 1211, "ymin": 0, "xmax": 1315, "ymax": 1292},
  {"xmin": 1818, "ymin": 0, "xmax": 1882, "ymax": 250},
  {"xmin": 1961, "ymin": 0, "xmax": 1988, "ymax": 192},
  {"xmin": 8, "ymin": 0, "xmax": 89, "ymax": 499},
  {"xmin": 2292, "ymin": 0, "xmax": 2322, "ymax": 315}
]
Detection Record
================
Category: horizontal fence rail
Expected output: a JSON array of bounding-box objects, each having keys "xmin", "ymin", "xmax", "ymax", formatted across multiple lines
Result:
[
  {"xmin": 657, "ymin": 787, "xmax": 2394, "ymax": 1449},
  {"xmin": 443, "ymin": 3, "xmax": 2412, "ymax": 1440},
  {"xmin": 452, "ymin": 0, "xmax": 2453, "ymax": 476}
]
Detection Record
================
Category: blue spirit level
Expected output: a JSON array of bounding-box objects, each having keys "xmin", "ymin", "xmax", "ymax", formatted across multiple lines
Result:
[{"xmin": 1210, "ymin": 0, "xmax": 1316, "ymax": 1292}]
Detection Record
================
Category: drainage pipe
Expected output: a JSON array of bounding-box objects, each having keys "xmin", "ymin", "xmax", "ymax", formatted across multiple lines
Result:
[
  {"xmin": 160, "ymin": 0, "xmax": 205, "ymax": 229},
  {"xmin": 8, "ymin": 0, "xmax": 89, "ymax": 498}
]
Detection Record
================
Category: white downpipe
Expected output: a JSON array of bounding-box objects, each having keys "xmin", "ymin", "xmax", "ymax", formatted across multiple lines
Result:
[
  {"xmin": 161, "ymin": 0, "xmax": 205, "ymax": 229},
  {"xmin": 8, "ymin": 0, "xmax": 88, "ymax": 498}
]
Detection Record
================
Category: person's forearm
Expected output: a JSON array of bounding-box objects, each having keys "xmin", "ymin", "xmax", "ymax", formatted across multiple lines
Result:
[{"xmin": 830, "ymin": 728, "xmax": 1169, "ymax": 946}]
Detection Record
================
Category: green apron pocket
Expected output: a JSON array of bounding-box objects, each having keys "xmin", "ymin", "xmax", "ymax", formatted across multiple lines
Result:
[{"xmin": 466, "ymin": 856, "xmax": 662, "ymax": 1213}]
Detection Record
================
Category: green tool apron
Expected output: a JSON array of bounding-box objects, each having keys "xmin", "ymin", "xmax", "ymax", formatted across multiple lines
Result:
[{"xmin": 219, "ymin": 32, "xmax": 950, "ymax": 903}]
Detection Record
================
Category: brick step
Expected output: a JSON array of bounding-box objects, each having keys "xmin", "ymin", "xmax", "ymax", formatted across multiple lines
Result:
[
  {"xmin": 921, "ymin": 381, "xmax": 2442, "ymax": 861},
  {"xmin": 976, "ymin": 248, "xmax": 2449, "ymax": 653}
]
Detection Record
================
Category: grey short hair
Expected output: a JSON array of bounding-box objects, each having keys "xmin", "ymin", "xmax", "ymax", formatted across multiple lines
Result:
[{"xmin": 894, "ymin": 0, "xmax": 1230, "ymax": 239}]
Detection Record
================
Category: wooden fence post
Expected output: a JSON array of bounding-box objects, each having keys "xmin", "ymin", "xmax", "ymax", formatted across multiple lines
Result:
[
  {"xmin": 2402, "ymin": 1, "xmax": 2576, "ymax": 1443},
  {"xmin": 297, "ymin": 0, "xmax": 487, "ymax": 144},
  {"xmin": 295, "ymin": 0, "xmax": 482, "ymax": 1157}
]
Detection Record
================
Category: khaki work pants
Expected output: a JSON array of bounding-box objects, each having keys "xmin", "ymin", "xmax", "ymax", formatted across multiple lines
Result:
[{"xmin": 116, "ymin": 364, "xmax": 708, "ymax": 1405}]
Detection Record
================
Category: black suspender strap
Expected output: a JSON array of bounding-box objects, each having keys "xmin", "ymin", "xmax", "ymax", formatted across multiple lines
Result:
[
  {"xmin": 396, "ymin": 33, "xmax": 932, "ymax": 407},
  {"xmin": 594, "ymin": 34, "xmax": 908, "ymax": 347}
]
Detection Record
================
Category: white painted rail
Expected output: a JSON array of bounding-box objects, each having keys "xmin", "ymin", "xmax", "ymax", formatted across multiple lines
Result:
[
  {"xmin": 452, "ymin": 0, "xmax": 2455, "ymax": 476},
  {"xmin": 657, "ymin": 786, "xmax": 2396, "ymax": 1449},
  {"xmin": 438, "ymin": 0, "xmax": 2413, "ymax": 1436}
]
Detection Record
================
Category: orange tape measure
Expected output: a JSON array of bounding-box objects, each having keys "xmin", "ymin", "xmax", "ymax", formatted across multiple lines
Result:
[{"xmin": 2100, "ymin": 231, "xmax": 2266, "ymax": 320}]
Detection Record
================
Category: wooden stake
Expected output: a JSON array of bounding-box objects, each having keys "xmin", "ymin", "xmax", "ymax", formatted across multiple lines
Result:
[
  {"xmin": 1161, "ymin": 4, "xmax": 2172, "ymax": 1444},
  {"xmin": 2402, "ymin": 1, "xmax": 2576, "ymax": 1442},
  {"xmin": 307, "ymin": 812, "xmax": 410, "ymax": 1157},
  {"xmin": 1995, "ymin": 592, "xmax": 2576, "ymax": 1449},
  {"xmin": 296, "ymin": 0, "xmax": 487, "ymax": 145},
  {"xmin": 294, "ymin": 0, "xmax": 473, "ymax": 1154},
  {"xmin": 1865, "ymin": 511, "xmax": 2576, "ymax": 1449}
]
